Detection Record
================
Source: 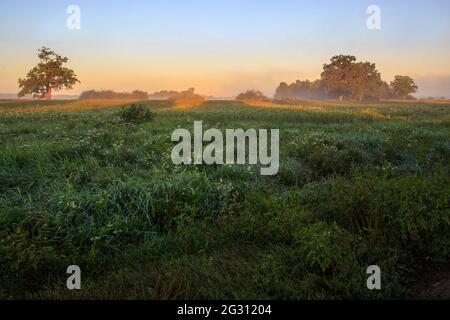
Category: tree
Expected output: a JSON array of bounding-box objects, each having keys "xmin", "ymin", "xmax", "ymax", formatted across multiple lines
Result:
[
  {"xmin": 18, "ymin": 47, "xmax": 80, "ymax": 99},
  {"xmin": 236, "ymin": 90, "xmax": 268, "ymax": 101},
  {"xmin": 274, "ymin": 82, "xmax": 289, "ymax": 99},
  {"xmin": 351, "ymin": 62, "xmax": 384, "ymax": 101},
  {"xmin": 390, "ymin": 75, "xmax": 418, "ymax": 99},
  {"xmin": 274, "ymin": 79, "xmax": 327, "ymax": 99},
  {"xmin": 320, "ymin": 55, "xmax": 387, "ymax": 101},
  {"xmin": 168, "ymin": 88, "xmax": 205, "ymax": 107},
  {"xmin": 320, "ymin": 55, "xmax": 357, "ymax": 100},
  {"xmin": 130, "ymin": 90, "xmax": 149, "ymax": 100}
]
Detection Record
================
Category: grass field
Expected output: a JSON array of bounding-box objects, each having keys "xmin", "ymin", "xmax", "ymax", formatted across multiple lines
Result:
[{"xmin": 0, "ymin": 99, "xmax": 449, "ymax": 299}]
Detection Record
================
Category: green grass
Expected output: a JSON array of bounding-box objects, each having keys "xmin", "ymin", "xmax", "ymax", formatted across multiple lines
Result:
[{"xmin": 0, "ymin": 100, "xmax": 449, "ymax": 299}]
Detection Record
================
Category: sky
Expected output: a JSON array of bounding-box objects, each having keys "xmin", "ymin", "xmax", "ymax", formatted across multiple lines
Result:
[{"xmin": 0, "ymin": 0, "xmax": 449, "ymax": 97}]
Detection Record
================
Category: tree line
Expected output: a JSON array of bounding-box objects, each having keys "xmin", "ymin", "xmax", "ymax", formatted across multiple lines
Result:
[
  {"xmin": 78, "ymin": 90, "xmax": 149, "ymax": 100},
  {"xmin": 275, "ymin": 55, "xmax": 418, "ymax": 101}
]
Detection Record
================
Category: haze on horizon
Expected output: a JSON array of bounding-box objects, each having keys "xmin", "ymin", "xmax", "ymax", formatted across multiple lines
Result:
[{"xmin": 1, "ymin": 0, "xmax": 449, "ymax": 98}]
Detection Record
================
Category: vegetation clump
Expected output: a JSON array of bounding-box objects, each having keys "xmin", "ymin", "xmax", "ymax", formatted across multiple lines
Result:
[
  {"xmin": 236, "ymin": 89, "xmax": 269, "ymax": 102},
  {"xmin": 118, "ymin": 103, "xmax": 155, "ymax": 123}
]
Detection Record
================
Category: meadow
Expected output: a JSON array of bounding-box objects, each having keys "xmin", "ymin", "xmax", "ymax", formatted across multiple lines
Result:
[{"xmin": 0, "ymin": 99, "xmax": 449, "ymax": 299}]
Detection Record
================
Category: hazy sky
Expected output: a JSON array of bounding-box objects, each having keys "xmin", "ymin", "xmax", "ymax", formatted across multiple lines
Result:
[{"xmin": 1, "ymin": 0, "xmax": 449, "ymax": 97}]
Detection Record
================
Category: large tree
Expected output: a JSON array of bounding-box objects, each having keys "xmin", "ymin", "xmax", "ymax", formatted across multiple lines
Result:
[
  {"xmin": 18, "ymin": 47, "xmax": 80, "ymax": 99},
  {"xmin": 320, "ymin": 55, "xmax": 385, "ymax": 101},
  {"xmin": 320, "ymin": 55, "xmax": 357, "ymax": 100},
  {"xmin": 390, "ymin": 75, "xmax": 418, "ymax": 99},
  {"xmin": 352, "ymin": 62, "xmax": 384, "ymax": 101}
]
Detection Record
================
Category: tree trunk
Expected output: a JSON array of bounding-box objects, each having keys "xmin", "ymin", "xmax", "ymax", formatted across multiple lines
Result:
[{"xmin": 44, "ymin": 87, "xmax": 52, "ymax": 100}]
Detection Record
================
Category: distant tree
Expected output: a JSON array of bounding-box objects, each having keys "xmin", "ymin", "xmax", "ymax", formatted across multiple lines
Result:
[
  {"xmin": 352, "ymin": 62, "xmax": 385, "ymax": 101},
  {"xmin": 375, "ymin": 81, "xmax": 393, "ymax": 100},
  {"xmin": 320, "ymin": 55, "xmax": 387, "ymax": 101},
  {"xmin": 236, "ymin": 90, "xmax": 268, "ymax": 101},
  {"xmin": 390, "ymin": 75, "xmax": 418, "ymax": 99},
  {"xmin": 148, "ymin": 90, "xmax": 179, "ymax": 99},
  {"xmin": 168, "ymin": 88, "xmax": 205, "ymax": 107},
  {"xmin": 79, "ymin": 89, "xmax": 148, "ymax": 100},
  {"xmin": 130, "ymin": 90, "xmax": 149, "ymax": 100},
  {"xmin": 275, "ymin": 82, "xmax": 290, "ymax": 99},
  {"xmin": 321, "ymin": 55, "xmax": 357, "ymax": 100},
  {"xmin": 274, "ymin": 79, "xmax": 327, "ymax": 99},
  {"xmin": 18, "ymin": 47, "xmax": 80, "ymax": 100}
]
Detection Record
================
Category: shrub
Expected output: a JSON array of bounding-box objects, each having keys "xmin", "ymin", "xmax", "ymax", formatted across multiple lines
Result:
[
  {"xmin": 292, "ymin": 222, "xmax": 355, "ymax": 274},
  {"xmin": 118, "ymin": 104, "xmax": 155, "ymax": 123}
]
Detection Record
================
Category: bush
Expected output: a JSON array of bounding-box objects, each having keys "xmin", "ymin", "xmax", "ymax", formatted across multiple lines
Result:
[
  {"xmin": 293, "ymin": 222, "xmax": 355, "ymax": 274},
  {"xmin": 118, "ymin": 104, "xmax": 155, "ymax": 123}
]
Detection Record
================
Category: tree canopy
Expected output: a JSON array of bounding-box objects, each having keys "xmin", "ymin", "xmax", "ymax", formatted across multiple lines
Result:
[
  {"xmin": 320, "ymin": 55, "xmax": 387, "ymax": 101},
  {"xmin": 274, "ymin": 80, "xmax": 327, "ymax": 100},
  {"xmin": 390, "ymin": 75, "xmax": 418, "ymax": 99},
  {"xmin": 18, "ymin": 47, "xmax": 80, "ymax": 99}
]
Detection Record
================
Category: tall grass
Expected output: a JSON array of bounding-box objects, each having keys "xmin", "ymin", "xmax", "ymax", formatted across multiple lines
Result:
[{"xmin": 0, "ymin": 99, "xmax": 449, "ymax": 299}]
